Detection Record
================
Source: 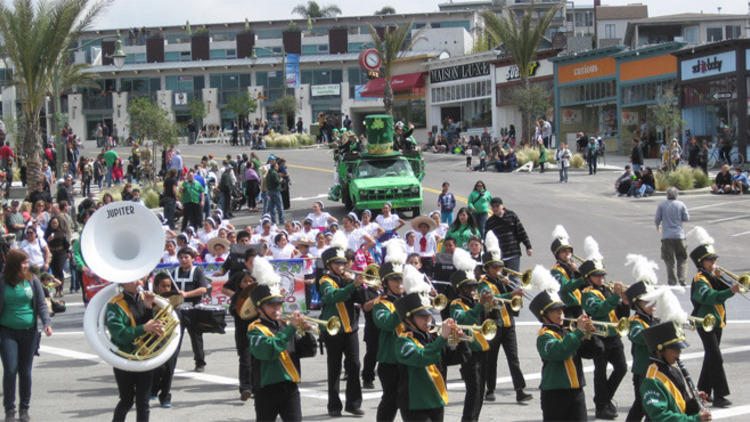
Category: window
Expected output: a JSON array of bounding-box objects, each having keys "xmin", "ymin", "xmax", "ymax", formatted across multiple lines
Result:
[
  {"xmin": 706, "ymin": 27, "xmax": 723, "ymax": 42},
  {"xmin": 621, "ymin": 79, "xmax": 675, "ymax": 106},
  {"xmin": 604, "ymin": 24, "xmax": 616, "ymax": 39},
  {"xmin": 725, "ymin": 25, "xmax": 741, "ymax": 40},
  {"xmin": 684, "ymin": 26, "xmax": 699, "ymax": 43},
  {"xmin": 559, "ymin": 79, "xmax": 617, "ymax": 105}
]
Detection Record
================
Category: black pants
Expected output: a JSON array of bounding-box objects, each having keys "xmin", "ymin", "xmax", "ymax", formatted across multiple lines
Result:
[
  {"xmin": 625, "ymin": 373, "xmax": 645, "ymax": 422},
  {"xmin": 459, "ymin": 352, "xmax": 485, "ymax": 422},
  {"xmin": 322, "ymin": 331, "xmax": 362, "ymax": 412},
  {"xmin": 362, "ymin": 318, "xmax": 378, "ymax": 384},
  {"xmin": 484, "ymin": 325, "xmax": 525, "ymax": 393},
  {"xmin": 245, "ymin": 181, "xmax": 258, "ymax": 209},
  {"xmin": 420, "ymin": 257, "xmax": 434, "ymax": 279},
  {"xmin": 402, "ymin": 407, "xmax": 444, "ymax": 422},
  {"xmin": 181, "ymin": 202, "xmax": 202, "ymax": 232},
  {"xmin": 254, "ymin": 381, "xmax": 302, "ymax": 422},
  {"xmin": 541, "ymin": 388, "xmax": 587, "ymax": 421},
  {"xmin": 588, "ymin": 157, "xmax": 598, "ymax": 174},
  {"xmin": 697, "ymin": 326, "xmax": 729, "ymax": 399},
  {"xmin": 593, "ymin": 336, "xmax": 627, "ymax": 409},
  {"xmin": 377, "ymin": 362, "xmax": 400, "ymax": 422},
  {"xmin": 186, "ymin": 324, "xmax": 205, "ymax": 367},
  {"xmin": 150, "ymin": 343, "xmax": 180, "ymax": 405},
  {"xmin": 113, "ymin": 368, "xmax": 153, "ymax": 422},
  {"xmin": 234, "ymin": 316, "xmax": 253, "ymax": 393}
]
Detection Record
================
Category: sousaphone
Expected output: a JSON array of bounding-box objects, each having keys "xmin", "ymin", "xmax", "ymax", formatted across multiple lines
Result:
[{"xmin": 82, "ymin": 202, "xmax": 181, "ymax": 372}]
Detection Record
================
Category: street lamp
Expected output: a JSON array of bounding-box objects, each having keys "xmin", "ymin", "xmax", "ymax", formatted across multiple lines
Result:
[{"xmin": 110, "ymin": 36, "xmax": 126, "ymax": 69}]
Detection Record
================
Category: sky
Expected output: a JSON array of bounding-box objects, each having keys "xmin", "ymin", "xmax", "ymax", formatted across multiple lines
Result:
[{"xmin": 90, "ymin": 0, "xmax": 749, "ymax": 30}]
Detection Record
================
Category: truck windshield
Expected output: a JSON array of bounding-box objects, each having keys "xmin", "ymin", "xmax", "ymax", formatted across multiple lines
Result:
[{"xmin": 355, "ymin": 159, "xmax": 414, "ymax": 179}]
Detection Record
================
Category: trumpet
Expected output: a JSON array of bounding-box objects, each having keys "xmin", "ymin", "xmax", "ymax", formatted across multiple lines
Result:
[
  {"xmin": 603, "ymin": 281, "xmax": 629, "ymax": 292},
  {"xmin": 485, "ymin": 295, "xmax": 523, "ymax": 312},
  {"xmin": 281, "ymin": 314, "xmax": 342, "ymax": 336},
  {"xmin": 685, "ymin": 314, "xmax": 717, "ymax": 332},
  {"xmin": 564, "ymin": 316, "xmax": 630, "ymax": 337},
  {"xmin": 431, "ymin": 294, "xmax": 449, "ymax": 311},
  {"xmin": 430, "ymin": 320, "xmax": 498, "ymax": 345},
  {"xmin": 715, "ymin": 266, "xmax": 750, "ymax": 295},
  {"xmin": 571, "ymin": 253, "xmax": 586, "ymax": 264},
  {"xmin": 346, "ymin": 263, "xmax": 382, "ymax": 288}
]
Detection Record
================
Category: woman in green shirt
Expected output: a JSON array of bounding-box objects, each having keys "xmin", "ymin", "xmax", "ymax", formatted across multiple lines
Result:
[
  {"xmin": 443, "ymin": 207, "xmax": 480, "ymax": 251},
  {"xmin": 467, "ymin": 180, "xmax": 491, "ymax": 236},
  {"xmin": 0, "ymin": 249, "xmax": 52, "ymax": 422},
  {"xmin": 538, "ymin": 137, "xmax": 548, "ymax": 173}
]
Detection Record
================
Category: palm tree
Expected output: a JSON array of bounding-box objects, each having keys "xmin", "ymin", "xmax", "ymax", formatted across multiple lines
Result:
[
  {"xmin": 368, "ymin": 23, "xmax": 425, "ymax": 116},
  {"xmin": 291, "ymin": 1, "xmax": 341, "ymax": 18},
  {"xmin": 0, "ymin": 0, "xmax": 106, "ymax": 185},
  {"xmin": 482, "ymin": 3, "xmax": 562, "ymax": 142},
  {"xmin": 374, "ymin": 6, "xmax": 396, "ymax": 15}
]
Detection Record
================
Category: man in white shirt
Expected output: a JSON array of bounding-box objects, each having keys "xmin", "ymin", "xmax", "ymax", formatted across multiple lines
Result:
[
  {"xmin": 20, "ymin": 228, "xmax": 50, "ymax": 273},
  {"xmin": 411, "ymin": 216, "xmax": 438, "ymax": 276}
]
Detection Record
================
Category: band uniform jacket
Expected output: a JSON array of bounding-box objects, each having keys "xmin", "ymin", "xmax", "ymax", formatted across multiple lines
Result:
[
  {"xmin": 640, "ymin": 359, "xmax": 702, "ymax": 422},
  {"xmin": 106, "ymin": 291, "xmax": 153, "ymax": 354},
  {"xmin": 628, "ymin": 312, "xmax": 658, "ymax": 376},
  {"xmin": 318, "ymin": 272, "xmax": 363, "ymax": 334},
  {"xmin": 247, "ymin": 317, "xmax": 316, "ymax": 389},
  {"xmin": 581, "ymin": 284, "xmax": 630, "ymax": 337},
  {"xmin": 690, "ymin": 269, "xmax": 734, "ymax": 328},
  {"xmin": 537, "ymin": 323, "xmax": 587, "ymax": 390},
  {"xmin": 372, "ymin": 292, "xmax": 404, "ymax": 364},
  {"xmin": 449, "ymin": 294, "xmax": 490, "ymax": 352},
  {"xmin": 396, "ymin": 328, "xmax": 449, "ymax": 411},
  {"xmin": 477, "ymin": 274, "xmax": 517, "ymax": 327},
  {"xmin": 552, "ymin": 261, "xmax": 583, "ymax": 308}
]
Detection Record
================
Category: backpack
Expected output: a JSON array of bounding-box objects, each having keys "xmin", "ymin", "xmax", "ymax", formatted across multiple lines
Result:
[{"xmin": 220, "ymin": 170, "xmax": 233, "ymax": 191}]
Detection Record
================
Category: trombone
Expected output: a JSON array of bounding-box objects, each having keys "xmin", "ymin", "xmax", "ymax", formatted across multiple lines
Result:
[
  {"xmin": 564, "ymin": 316, "xmax": 630, "ymax": 337},
  {"xmin": 501, "ymin": 268, "xmax": 534, "ymax": 299},
  {"xmin": 685, "ymin": 314, "xmax": 717, "ymax": 332},
  {"xmin": 346, "ymin": 268, "xmax": 382, "ymax": 288},
  {"xmin": 281, "ymin": 314, "xmax": 342, "ymax": 336},
  {"xmin": 715, "ymin": 266, "xmax": 750, "ymax": 296},
  {"xmin": 430, "ymin": 320, "xmax": 498, "ymax": 345},
  {"xmin": 485, "ymin": 295, "xmax": 523, "ymax": 313}
]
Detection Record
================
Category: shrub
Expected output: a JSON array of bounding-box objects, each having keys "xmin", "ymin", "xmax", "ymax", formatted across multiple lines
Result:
[
  {"xmin": 692, "ymin": 169, "xmax": 709, "ymax": 188},
  {"xmin": 654, "ymin": 167, "xmax": 710, "ymax": 191},
  {"xmin": 143, "ymin": 189, "xmax": 160, "ymax": 209},
  {"xmin": 570, "ymin": 153, "xmax": 585, "ymax": 168},
  {"xmin": 515, "ymin": 149, "xmax": 529, "ymax": 166},
  {"xmin": 654, "ymin": 171, "xmax": 669, "ymax": 191}
]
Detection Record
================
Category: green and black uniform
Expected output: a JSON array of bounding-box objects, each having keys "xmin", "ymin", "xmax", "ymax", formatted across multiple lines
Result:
[
  {"xmin": 450, "ymin": 294, "xmax": 488, "ymax": 422},
  {"xmin": 395, "ymin": 328, "xmax": 449, "ymax": 421},
  {"xmin": 640, "ymin": 358, "xmax": 702, "ymax": 422},
  {"xmin": 106, "ymin": 291, "xmax": 154, "ymax": 422},
  {"xmin": 537, "ymin": 323, "xmax": 588, "ymax": 421},
  {"xmin": 626, "ymin": 311, "xmax": 658, "ymax": 421},
  {"xmin": 372, "ymin": 292, "xmax": 404, "ymax": 421},
  {"xmin": 552, "ymin": 261, "xmax": 583, "ymax": 318}
]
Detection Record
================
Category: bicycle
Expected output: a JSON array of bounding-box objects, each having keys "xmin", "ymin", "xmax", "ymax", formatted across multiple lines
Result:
[{"xmin": 707, "ymin": 143, "xmax": 745, "ymax": 168}]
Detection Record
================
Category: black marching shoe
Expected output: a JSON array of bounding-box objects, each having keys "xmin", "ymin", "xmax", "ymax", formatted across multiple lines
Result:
[
  {"xmin": 240, "ymin": 390, "xmax": 253, "ymax": 401},
  {"xmin": 485, "ymin": 390, "xmax": 496, "ymax": 402},
  {"xmin": 516, "ymin": 389, "xmax": 532, "ymax": 403},
  {"xmin": 362, "ymin": 380, "xmax": 375, "ymax": 389},
  {"xmin": 595, "ymin": 405, "xmax": 617, "ymax": 420},
  {"xmin": 327, "ymin": 410, "xmax": 342, "ymax": 417},
  {"xmin": 713, "ymin": 397, "xmax": 732, "ymax": 408},
  {"xmin": 345, "ymin": 408, "xmax": 365, "ymax": 416}
]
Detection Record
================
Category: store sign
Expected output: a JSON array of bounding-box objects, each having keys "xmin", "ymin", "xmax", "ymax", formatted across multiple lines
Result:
[
  {"xmin": 174, "ymin": 92, "xmax": 188, "ymax": 105},
  {"xmin": 430, "ymin": 62, "xmax": 490, "ymax": 83},
  {"xmin": 621, "ymin": 111, "xmax": 638, "ymax": 126},
  {"xmin": 311, "ymin": 84, "xmax": 341, "ymax": 96},
  {"xmin": 557, "ymin": 57, "xmax": 616, "ymax": 84},
  {"xmin": 680, "ymin": 51, "xmax": 735, "ymax": 81},
  {"xmin": 354, "ymin": 84, "xmax": 378, "ymax": 101},
  {"xmin": 561, "ymin": 108, "xmax": 582, "ymax": 124},
  {"xmin": 506, "ymin": 62, "xmax": 540, "ymax": 81}
]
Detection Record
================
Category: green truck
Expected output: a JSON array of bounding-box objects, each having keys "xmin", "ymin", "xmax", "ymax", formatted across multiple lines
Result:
[{"xmin": 329, "ymin": 114, "xmax": 424, "ymax": 217}]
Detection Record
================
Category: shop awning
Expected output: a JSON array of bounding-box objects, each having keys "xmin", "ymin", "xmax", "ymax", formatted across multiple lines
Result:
[{"xmin": 359, "ymin": 72, "xmax": 426, "ymax": 98}]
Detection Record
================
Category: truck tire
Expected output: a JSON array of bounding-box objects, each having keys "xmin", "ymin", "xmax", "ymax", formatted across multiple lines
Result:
[{"xmin": 410, "ymin": 206, "xmax": 421, "ymax": 218}]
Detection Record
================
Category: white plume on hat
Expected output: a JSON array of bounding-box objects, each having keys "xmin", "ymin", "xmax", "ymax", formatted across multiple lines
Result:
[
  {"xmin": 403, "ymin": 264, "xmax": 431, "ymax": 295},
  {"xmin": 529, "ymin": 265, "xmax": 560, "ymax": 293},
  {"xmin": 485, "ymin": 230, "xmax": 502, "ymax": 261},
  {"xmin": 687, "ymin": 226, "xmax": 714, "ymax": 248},
  {"xmin": 384, "ymin": 238, "xmax": 408, "ymax": 269},
  {"xmin": 625, "ymin": 254, "xmax": 659, "ymax": 286},
  {"xmin": 552, "ymin": 224, "xmax": 570, "ymax": 244},
  {"xmin": 583, "ymin": 236, "xmax": 603, "ymax": 266},
  {"xmin": 331, "ymin": 230, "xmax": 348, "ymax": 251},
  {"xmin": 251, "ymin": 257, "xmax": 281, "ymax": 295},
  {"xmin": 641, "ymin": 286, "xmax": 687, "ymax": 324},
  {"xmin": 453, "ymin": 247, "xmax": 479, "ymax": 280}
]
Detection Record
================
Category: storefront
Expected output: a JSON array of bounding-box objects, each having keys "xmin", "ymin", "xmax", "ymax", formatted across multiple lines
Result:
[
  {"xmin": 426, "ymin": 51, "xmax": 496, "ymax": 137},
  {"xmin": 494, "ymin": 50, "xmax": 557, "ymax": 143},
  {"xmin": 674, "ymin": 39, "xmax": 749, "ymax": 158},
  {"xmin": 360, "ymin": 71, "xmax": 427, "ymax": 128},
  {"xmin": 552, "ymin": 46, "xmax": 624, "ymax": 151},
  {"xmin": 614, "ymin": 42, "xmax": 682, "ymax": 156}
]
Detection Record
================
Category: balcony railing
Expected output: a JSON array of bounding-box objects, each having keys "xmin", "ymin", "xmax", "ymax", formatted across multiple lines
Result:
[{"xmin": 82, "ymin": 94, "xmax": 113, "ymax": 112}]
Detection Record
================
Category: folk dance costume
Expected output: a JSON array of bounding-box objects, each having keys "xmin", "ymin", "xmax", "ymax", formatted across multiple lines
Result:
[
  {"xmin": 477, "ymin": 231, "xmax": 530, "ymax": 403},
  {"xmin": 688, "ymin": 227, "xmax": 736, "ymax": 408},
  {"xmin": 449, "ymin": 248, "xmax": 490, "ymax": 422},
  {"xmin": 171, "ymin": 261, "xmax": 209, "ymax": 372},
  {"xmin": 411, "ymin": 215, "xmax": 438, "ymax": 277},
  {"xmin": 579, "ymin": 250, "xmax": 629, "ymax": 420},
  {"xmin": 318, "ymin": 241, "xmax": 364, "ymax": 416},
  {"xmin": 106, "ymin": 286, "xmax": 155, "ymax": 422},
  {"xmin": 372, "ymin": 240, "xmax": 408, "ymax": 421},
  {"xmin": 394, "ymin": 292, "xmax": 449, "ymax": 422},
  {"xmin": 640, "ymin": 322, "xmax": 708, "ymax": 422},
  {"xmin": 247, "ymin": 267, "xmax": 316, "ymax": 422},
  {"xmin": 550, "ymin": 225, "xmax": 584, "ymax": 318}
]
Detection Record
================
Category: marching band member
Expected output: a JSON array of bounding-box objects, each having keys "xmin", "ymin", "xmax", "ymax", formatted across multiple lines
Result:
[
  {"xmin": 579, "ymin": 237, "xmax": 628, "ymax": 420},
  {"xmin": 623, "ymin": 254, "xmax": 660, "ymax": 421},
  {"xmin": 371, "ymin": 239, "xmax": 408, "ymax": 421},
  {"xmin": 688, "ymin": 227, "xmax": 738, "ymax": 408},
  {"xmin": 478, "ymin": 231, "xmax": 531, "ymax": 403},
  {"xmin": 106, "ymin": 276, "xmax": 163, "ymax": 422},
  {"xmin": 640, "ymin": 322, "xmax": 711, "ymax": 421},
  {"xmin": 171, "ymin": 247, "xmax": 209, "ymax": 373},
  {"xmin": 318, "ymin": 232, "xmax": 365, "ymax": 416},
  {"xmin": 394, "ymin": 290, "xmax": 454, "ymax": 422},
  {"xmin": 529, "ymin": 268, "xmax": 597, "ymax": 422},
  {"xmin": 449, "ymin": 248, "xmax": 493, "ymax": 422},
  {"xmin": 550, "ymin": 225, "xmax": 584, "ymax": 318},
  {"xmin": 248, "ymin": 259, "xmax": 316, "ymax": 421},
  {"xmin": 149, "ymin": 273, "xmax": 182, "ymax": 409}
]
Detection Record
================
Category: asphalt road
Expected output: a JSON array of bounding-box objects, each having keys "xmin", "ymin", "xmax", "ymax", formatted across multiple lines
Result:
[{"xmin": 30, "ymin": 143, "xmax": 750, "ymax": 421}]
